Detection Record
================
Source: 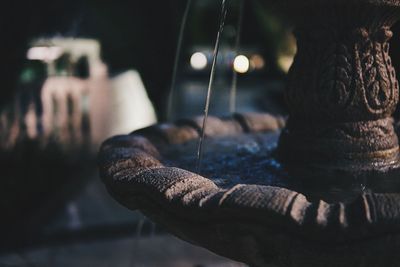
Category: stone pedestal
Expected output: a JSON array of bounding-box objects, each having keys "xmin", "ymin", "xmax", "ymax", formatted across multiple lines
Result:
[
  {"xmin": 98, "ymin": 1, "xmax": 400, "ymax": 267},
  {"xmin": 278, "ymin": 2, "xmax": 400, "ymax": 170}
]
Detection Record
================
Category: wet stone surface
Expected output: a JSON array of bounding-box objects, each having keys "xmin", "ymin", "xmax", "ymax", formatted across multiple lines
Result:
[
  {"xmin": 161, "ymin": 132, "xmax": 400, "ymax": 203},
  {"xmin": 162, "ymin": 132, "xmax": 288, "ymax": 189}
]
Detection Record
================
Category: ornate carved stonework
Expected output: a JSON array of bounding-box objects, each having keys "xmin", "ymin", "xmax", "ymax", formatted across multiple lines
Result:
[
  {"xmin": 278, "ymin": 6, "xmax": 400, "ymax": 169},
  {"xmin": 98, "ymin": 2, "xmax": 400, "ymax": 267}
]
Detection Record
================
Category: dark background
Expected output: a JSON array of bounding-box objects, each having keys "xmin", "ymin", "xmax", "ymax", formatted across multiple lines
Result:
[
  {"xmin": 1, "ymin": 1, "xmax": 400, "ymax": 265},
  {"xmin": 0, "ymin": 0, "xmax": 294, "ymax": 118}
]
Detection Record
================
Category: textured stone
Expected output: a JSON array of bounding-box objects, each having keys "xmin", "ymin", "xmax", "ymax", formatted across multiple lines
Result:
[
  {"xmin": 99, "ymin": 1, "xmax": 400, "ymax": 266},
  {"xmin": 99, "ymin": 112, "xmax": 400, "ymax": 267},
  {"xmin": 275, "ymin": 0, "xmax": 400, "ymax": 171}
]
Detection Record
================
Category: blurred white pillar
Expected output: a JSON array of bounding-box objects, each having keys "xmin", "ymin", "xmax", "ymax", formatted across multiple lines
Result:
[{"xmin": 90, "ymin": 70, "xmax": 157, "ymax": 143}]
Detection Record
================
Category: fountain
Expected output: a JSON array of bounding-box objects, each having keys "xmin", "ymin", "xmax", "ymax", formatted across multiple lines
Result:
[{"xmin": 99, "ymin": 1, "xmax": 400, "ymax": 266}]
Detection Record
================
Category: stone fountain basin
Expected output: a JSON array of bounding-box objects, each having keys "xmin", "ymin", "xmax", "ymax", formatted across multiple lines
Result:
[{"xmin": 99, "ymin": 113, "xmax": 400, "ymax": 267}]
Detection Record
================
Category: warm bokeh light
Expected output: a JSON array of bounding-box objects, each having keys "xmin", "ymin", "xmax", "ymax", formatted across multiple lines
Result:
[
  {"xmin": 190, "ymin": 52, "xmax": 208, "ymax": 70},
  {"xmin": 250, "ymin": 54, "xmax": 265, "ymax": 70},
  {"xmin": 233, "ymin": 55, "xmax": 250, "ymax": 74},
  {"xmin": 278, "ymin": 55, "xmax": 294, "ymax": 74}
]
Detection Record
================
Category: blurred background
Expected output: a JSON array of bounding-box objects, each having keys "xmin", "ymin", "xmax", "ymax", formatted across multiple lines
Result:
[{"xmin": 0, "ymin": 0, "xmax": 400, "ymax": 266}]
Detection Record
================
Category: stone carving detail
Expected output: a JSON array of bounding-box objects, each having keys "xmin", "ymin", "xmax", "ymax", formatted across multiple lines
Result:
[
  {"xmin": 356, "ymin": 27, "xmax": 399, "ymax": 115},
  {"xmin": 318, "ymin": 40, "xmax": 353, "ymax": 113},
  {"xmin": 280, "ymin": 23, "xmax": 400, "ymax": 167},
  {"xmin": 286, "ymin": 26, "xmax": 398, "ymax": 122}
]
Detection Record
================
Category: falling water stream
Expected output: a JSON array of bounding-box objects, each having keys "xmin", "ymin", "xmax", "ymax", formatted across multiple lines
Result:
[
  {"xmin": 167, "ymin": 0, "xmax": 193, "ymax": 120},
  {"xmin": 196, "ymin": 0, "xmax": 229, "ymax": 173},
  {"xmin": 229, "ymin": 0, "xmax": 245, "ymax": 113}
]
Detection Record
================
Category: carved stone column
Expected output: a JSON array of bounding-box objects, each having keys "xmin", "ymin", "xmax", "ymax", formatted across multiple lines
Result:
[{"xmin": 278, "ymin": 2, "xmax": 400, "ymax": 170}]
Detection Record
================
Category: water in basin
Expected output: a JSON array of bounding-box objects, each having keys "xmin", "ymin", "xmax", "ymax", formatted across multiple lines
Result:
[{"xmin": 161, "ymin": 131, "xmax": 400, "ymax": 203}]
